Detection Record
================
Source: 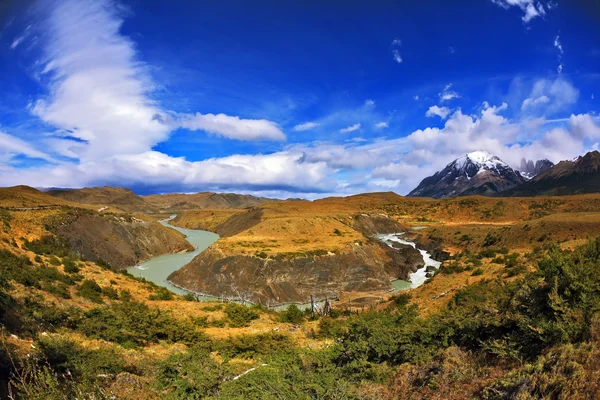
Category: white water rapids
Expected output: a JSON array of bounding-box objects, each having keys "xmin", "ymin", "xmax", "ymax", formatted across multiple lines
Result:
[{"xmin": 376, "ymin": 233, "xmax": 442, "ymax": 289}]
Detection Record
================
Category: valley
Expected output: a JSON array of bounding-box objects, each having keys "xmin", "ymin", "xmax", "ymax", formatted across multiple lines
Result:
[{"xmin": 3, "ymin": 181, "xmax": 600, "ymax": 399}]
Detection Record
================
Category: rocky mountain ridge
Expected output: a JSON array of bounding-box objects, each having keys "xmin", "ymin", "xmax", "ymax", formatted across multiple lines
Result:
[{"xmin": 408, "ymin": 151, "xmax": 526, "ymax": 198}]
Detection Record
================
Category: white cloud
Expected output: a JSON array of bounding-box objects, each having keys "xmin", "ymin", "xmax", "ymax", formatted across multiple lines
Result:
[
  {"xmin": 178, "ymin": 113, "xmax": 286, "ymax": 141},
  {"xmin": 521, "ymin": 95, "xmax": 550, "ymax": 109},
  {"xmin": 413, "ymin": 95, "xmax": 420, "ymax": 101},
  {"xmin": 364, "ymin": 99, "xmax": 375, "ymax": 107},
  {"xmin": 425, "ymin": 105, "xmax": 451, "ymax": 119},
  {"xmin": 521, "ymin": 78, "xmax": 579, "ymax": 115},
  {"xmin": 554, "ymin": 35, "xmax": 563, "ymax": 54},
  {"xmin": 0, "ymin": 131, "xmax": 58, "ymax": 163},
  {"xmin": 339, "ymin": 123, "xmax": 361, "ymax": 133},
  {"xmin": 439, "ymin": 83, "xmax": 460, "ymax": 102},
  {"xmin": 568, "ymin": 114, "xmax": 600, "ymax": 139},
  {"xmin": 391, "ymin": 38, "xmax": 402, "ymax": 63},
  {"xmin": 449, "ymin": 46, "xmax": 456, "ymax": 54},
  {"xmin": 293, "ymin": 122, "xmax": 320, "ymax": 131},
  {"xmin": 375, "ymin": 121, "xmax": 389, "ymax": 129},
  {"xmin": 554, "ymin": 35, "xmax": 564, "ymax": 74},
  {"xmin": 491, "ymin": 0, "xmax": 549, "ymax": 23}
]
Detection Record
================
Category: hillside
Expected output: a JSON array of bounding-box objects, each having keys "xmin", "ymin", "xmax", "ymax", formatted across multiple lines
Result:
[
  {"xmin": 504, "ymin": 150, "xmax": 600, "ymax": 196},
  {"xmin": 408, "ymin": 151, "xmax": 526, "ymax": 198},
  {"xmin": 144, "ymin": 192, "xmax": 279, "ymax": 211},
  {"xmin": 0, "ymin": 186, "xmax": 83, "ymax": 209},
  {"xmin": 168, "ymin": 194, "xmax": 426, "ymax": 304},
  {"xmin": 47, "ymin": 186, "xmax": 158, "ymax": 213},
  {"xmin": 2, "ymin": 188, "xmax": 600, "ymax": 398},
  {"xmin": 3, "ymin": 186, "xmax": 600, "ymax": 398}
]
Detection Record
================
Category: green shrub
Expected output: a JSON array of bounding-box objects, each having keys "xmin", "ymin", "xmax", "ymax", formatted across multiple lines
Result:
[
  {"xmin": 279, "ymin": 304, "xmax": 304, "ymax": 324},
  {"xmin": 77, "ymin": 299, "xmax": 210, "ymax": 348},
  {"xmin": 149, "ymin": 286, "xmax": 174, "ymax": 301},
  {"xmin": 77, "ymin": 280, "xmax": 104, "ymax": 303},
  {"xmin": 224, "ymin": 303, "xmax": 260, "ymax": 328},
  {"xmin": 317, "ymin": 317, "xmax": 348, "ymax": 339},
  {"xmin": 63, "ymin": 258, "xmax": 80, "ymax": 274},
  {"xmin": 216, "ymin": 332, "xmax": 293, "ymax": 359},
  {"xmin": 24, "ymin": 235, "xmax": 71, "ymax": 257},
  {"xmin": 156, "ymin": 345, "xmax": 220, "ymax": 398},
  {"xmin": 471, "ymin": 268, "xmax": 484, "ymax": 276}
]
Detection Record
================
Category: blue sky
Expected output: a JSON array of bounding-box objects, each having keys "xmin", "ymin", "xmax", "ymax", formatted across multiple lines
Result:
[{"xmin": 0, "ymin": 0, "xmax": 599, "ymax": 197}]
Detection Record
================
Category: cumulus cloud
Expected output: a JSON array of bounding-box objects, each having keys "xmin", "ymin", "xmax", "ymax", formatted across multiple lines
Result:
[
  {"xmin": 425, "ymin": 105, "xmax": 451, "ymax": 119},
  {"xmin": 293, "ymin": 122, "xmax": 320, "ymax": 131},
  {"xmin": 491, "ymin": 0, "xmax": 549, "ymax": 23},
  {"xmin": 178, "ymin": 113, "xmax": 286, "ymax": 141},
  {"xmin": 339, "ymin": 123, "xmax": 361, "ymax": 133},
  {"xmin": 375, "ymin": 121, "xmax": 389, "ymax": 129}
]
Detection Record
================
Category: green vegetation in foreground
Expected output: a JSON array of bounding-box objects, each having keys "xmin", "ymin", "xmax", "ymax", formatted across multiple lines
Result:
[{"xmin": 1, "ymin": 237, "xmax": 600, "ymax": 398}]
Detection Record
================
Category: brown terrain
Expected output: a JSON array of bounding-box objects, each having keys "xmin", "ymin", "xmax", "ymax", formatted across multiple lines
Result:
[
  {"xmin": 168, "ymin": 191, "xmax": 600, "ymax": 307},
  {"xmin": 143, "ymin": 191, "xmax": 279, "ymax": 211},
  {"xmin": 2, "ymin": 186, "xmax": 193, "ymax": 269}
]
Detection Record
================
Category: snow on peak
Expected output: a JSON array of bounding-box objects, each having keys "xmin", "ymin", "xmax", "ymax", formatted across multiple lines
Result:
[
  {"xmin": 453, "ymin": 151, "xmax": 507, "ymax": 171},
  {"xmin": 466, "ymin": 151, "xmax": 495, "ymax": 164}
]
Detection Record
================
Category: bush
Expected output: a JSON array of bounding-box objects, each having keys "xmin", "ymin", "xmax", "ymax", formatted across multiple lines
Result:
[
  {"xmin": 279, "ymin": 304, "xmax": 304, "ymax": 324},
  {"xmin": 317, "ymin": 317, "xmax": 348, "ymax": 339},
  {"xmin": 24, "ymin": 235, "xmax": 71, "ymax": 257},
  {"xmin": 148, "ymin": 286, "xmax": 174, "ymax": 301},
  {"xmin": 224, "ymin": 303, "xmax": 260, "ymax": 328},
  {"xmin": 77, "ymin": 280, "xmax": 104, "ymax": 303},
  {"xmin": 156, "ymin": 345, "xmax": 220, "ymax": 398},
  {"xmin": 77, "ymin": 299, "xmax": 210, "ymax": 348},
  {"xmin": 471, "ymin": 268, "xmax": 484, "ymax": 276},
  {"xmin": 63, "ymin": 258, "xmax": 80, "ymax": 274},
  {"xmin": 38, "ymin": 335, "xmax": 124, "ymax": 381}
]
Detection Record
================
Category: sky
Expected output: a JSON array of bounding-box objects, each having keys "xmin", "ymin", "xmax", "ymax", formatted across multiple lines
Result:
[{"xmin": 0, "ymin": 0, "xmax": 599, "ymax": 198}]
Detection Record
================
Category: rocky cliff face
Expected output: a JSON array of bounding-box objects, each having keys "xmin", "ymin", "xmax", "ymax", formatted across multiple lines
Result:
[
  {"xmin": 168, "ymin": 213, "xmax": 425, "ymax": 305},
  {"xmin": 408, "ymin": 151, "xmax": 526, "ymax": 198},
  {"xmin": 519, "ymin": 158, "xmax": 554, "ymax": 179},
  {"xmin": 505, "ymin": 151, "xmax": 600, "ymax": 196},
  {"xmin": 46, "ymin": 209, "xmax": 193, "ymax": 269},
  {"xmin": 168, "ymin": 242, "xmax": 424, "ymax": 305}
]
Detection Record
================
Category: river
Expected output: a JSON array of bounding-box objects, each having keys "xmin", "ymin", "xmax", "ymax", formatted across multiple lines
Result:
[
  {"xmin": 128, "ymin": 217, "xmax": 441, "ymax": 305},
  {"xmin": 127, "ymin": 216, "xmax": 219, "ymax": 299},
  {"xmin": 376, "ymin": 233, "xmax": 442, "ymax": 290}
]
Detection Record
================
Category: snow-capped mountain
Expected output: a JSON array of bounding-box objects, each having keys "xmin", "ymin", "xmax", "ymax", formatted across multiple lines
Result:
[{"xmin": 408, "ymin": 151, "xmax": 527, "ymax": 198}]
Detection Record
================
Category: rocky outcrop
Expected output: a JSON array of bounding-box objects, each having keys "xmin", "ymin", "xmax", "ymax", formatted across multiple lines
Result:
[
  {"xmin": 505, "ymin": 151, "xmax": 600, "ymax": 197},
  {"xmin": 46, "ymin": 209, "xmax": 193, "ymax": 269},
  {"xmin": 519, "ymin": 158, "xmax": 554, "ymax": 179},
  {"xmin": 168, "ymin": 241, "xmax": 424, "ymax": 305},
  {"xmin": 351, "ymin": 214, "xmax": 408, "ymax": 236}
]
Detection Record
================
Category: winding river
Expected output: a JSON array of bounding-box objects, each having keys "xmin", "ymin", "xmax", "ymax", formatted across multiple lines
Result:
[
  {"xmin": 128, "ymin": 217, "xmax": 441, "ymax": 304},
  {"xmin": 127, "ymin": 216, "xmax": 219, "ymax": 299}
]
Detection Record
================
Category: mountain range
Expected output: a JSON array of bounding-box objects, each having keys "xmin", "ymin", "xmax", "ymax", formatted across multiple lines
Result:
[
  {"xmin": 407, "ymin": 151, "xmax": 527, "ymax": 198},
  {"xmin": 408, "ymin": 150, "xmax": 600, "ymax": 198}
]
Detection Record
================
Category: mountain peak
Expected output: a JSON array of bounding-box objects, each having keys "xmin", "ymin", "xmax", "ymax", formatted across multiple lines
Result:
[{"xmin": 408, "ymin": 151, "xmax": 525, "ymax": 198}]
